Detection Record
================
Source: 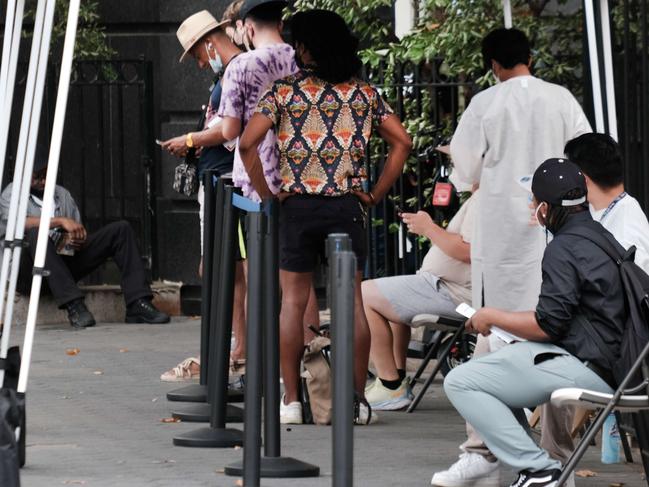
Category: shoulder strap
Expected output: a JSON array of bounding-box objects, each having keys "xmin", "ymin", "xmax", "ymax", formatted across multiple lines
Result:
[{"xmin": 561, "ymin": 224, "xmax": 628, "ymax": 267}]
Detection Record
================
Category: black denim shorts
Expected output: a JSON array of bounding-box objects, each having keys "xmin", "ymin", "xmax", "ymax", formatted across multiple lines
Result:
[{"xmin": 279, "ymin": 193, "xmax": 367, "ymax": 273}]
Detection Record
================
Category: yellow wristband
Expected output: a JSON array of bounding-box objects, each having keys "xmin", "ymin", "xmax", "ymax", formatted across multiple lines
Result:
[{"xmin": 186, "ymin": 132, "xmax": 194, "ymax": 148}]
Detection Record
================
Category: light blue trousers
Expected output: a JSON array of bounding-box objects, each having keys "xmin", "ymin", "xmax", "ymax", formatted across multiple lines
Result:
[{"xmin": 444, "ymin": 341, "xmax": 613, "ymax": 472}]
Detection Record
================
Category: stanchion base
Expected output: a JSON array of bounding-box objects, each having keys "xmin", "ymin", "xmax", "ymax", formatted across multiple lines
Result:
[
  {"xmin": 224, "ymin": 456, "xmax": 320, "ymax": 478},
  {"xmin": 166, "ymin": 384, "xmax": 206, "ymax": 403},
  {"xmin": 170, "ymin": 403, "xmax": 244, "ymax": 423},
  {"xmin": 166, "ymin": 384, "xmax": 244, "ymax": 403},
  {"xmin": 173, "ymin": 426, "xmax": 243, "ymax": 448}
]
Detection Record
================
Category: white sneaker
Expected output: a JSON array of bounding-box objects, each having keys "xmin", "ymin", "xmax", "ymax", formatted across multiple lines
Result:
[
  {"xmin": 365, "ymin": 378, "xmax": 412, "ymax": 411},
  {"xmin": 354, "ymin": 401, "xmax": 378, "ymax": 425},
  {"xmin": 431, "ymin": 452, "xmax": 501, "ymax": 487},
  {"xmin": 279, "ymin": 394, "xmax": 303, "ymax": 424}
]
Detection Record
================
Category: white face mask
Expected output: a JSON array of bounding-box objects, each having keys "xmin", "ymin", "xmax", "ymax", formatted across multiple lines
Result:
[{"xmin": 205, "ymin": 43, "xmax": 223, "ymax": 74}]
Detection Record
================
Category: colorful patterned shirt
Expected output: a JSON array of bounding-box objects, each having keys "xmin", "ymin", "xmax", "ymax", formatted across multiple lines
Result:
[
  {"xmin": 255, "ymin": 70, "xmax": 393, "ymax": 196},
  {"xmin": 217, "ymin": 44, "xmax": 297, "ymax": 201}
]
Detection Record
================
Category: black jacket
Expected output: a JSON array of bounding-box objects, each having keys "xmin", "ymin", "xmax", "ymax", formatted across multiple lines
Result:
[{"xmin": 535, "ymin": 211, "xmax": 627, "ymax": 371}]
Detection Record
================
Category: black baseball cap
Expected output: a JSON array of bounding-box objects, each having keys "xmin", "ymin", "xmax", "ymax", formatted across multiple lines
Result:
[
  {"xmin": 239, "ymin": 0, "xmax": 288, "ymax": 20},
  {"xmin": 528, "ymin": 158, "xmax": 587, "ymax": 206}
]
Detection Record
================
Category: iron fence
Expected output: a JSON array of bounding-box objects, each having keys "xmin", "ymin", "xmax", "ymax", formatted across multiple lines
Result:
[
  {"xmin": 7, "ymin": 59, "xmax": 155, "ymax": 283},
  {"xmin": 363, "ymin": 60, "xmax": 475, "ymax": 279}
]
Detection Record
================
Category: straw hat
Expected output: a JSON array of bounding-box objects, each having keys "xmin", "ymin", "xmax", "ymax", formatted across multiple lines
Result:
[{"xmin": 177, "ymin": 10, "xmax": 230, "ymax": 62}]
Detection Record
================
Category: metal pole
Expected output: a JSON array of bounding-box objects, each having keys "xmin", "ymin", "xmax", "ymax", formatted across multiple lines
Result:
[
  {"xmin": 200, "ymin": 171, "xmax": 217, "ymax": 383},
  {"xmin": 212, "ymin": 185, "xmax": 240, "ymax": 428},
  {"xmin": 172, "ymin": 182, "xmax": 243, "ymax": 447},
  {"xmin": 0, "ymin": 0, "xmax": 25, "ymax": 183},
  {"xmin": 0, "ymin": 0, "xmax": 56, "ymax": 388},
  {"xmin": 330, "ymin": 247, "xmax": 356, "ymax": 487},
  {"xmin": 244, "ymin": 210, "xmax": 264, "ymax": 487},
  {"xmin": 502, "ymin": 0, "xmax": 512, "ymax": 28},
  {"xmin": 17, "ymin": 0, "xmax": 81, "ymax": 394},
  {"xmin": 263, "ymin": 199, "xmax": 281, "ymax": 458},
  {"xmin": 599, "ymin": 0, "xmax": 618, "ymax": 140},
  {"xmin": 584, "ymin": 0, "xmax": 606, "ymax": 132},
  {"xmin": 224, "ymin": 198, "xmax": 319, "ymax": 478}
]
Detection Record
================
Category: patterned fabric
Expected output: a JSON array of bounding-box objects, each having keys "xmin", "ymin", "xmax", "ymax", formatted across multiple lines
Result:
[
  {"xmin": 256, "ymin": 70, "xmax": 393, "ymax": 196},
  {"xmin": 217, "ymin": 44, "xmax": 297, "ymax": 201}
]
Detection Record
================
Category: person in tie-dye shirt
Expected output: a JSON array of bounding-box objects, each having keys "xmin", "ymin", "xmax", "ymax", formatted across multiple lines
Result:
[
  {"xmin": 239, "ymin": 9, "xmax": 412, "ymax": 425},
  {"xmin": 218, "ymin": 0, "xmax": 297, "ymax": 201}
]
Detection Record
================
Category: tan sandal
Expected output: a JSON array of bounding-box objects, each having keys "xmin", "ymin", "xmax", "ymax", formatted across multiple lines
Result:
[
  {"xmin": 160, "ymin": 357, "xmax": 200, "ymax": 382},
  {"xmin": 229, "ymin": 357, "xmax": 246, "ymax": 375}
]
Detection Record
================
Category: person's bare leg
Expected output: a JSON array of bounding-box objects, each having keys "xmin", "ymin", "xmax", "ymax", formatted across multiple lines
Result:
[
  {"xmin": 354, "ymin": 272, "xmax": 373, "ymax": 399},
  {"xmin": 231, "ymin": 260, "xmax": 246, "ymax": 362},
  {"xmin": 391, "ymin": 322, "xmax": 411, "ymax": 371},
  {"xmin": 303, "ymin": 284, "xmax": 320, "ymax": 344},
  {"xmin": 280, "ymin": 270, "xmax": 312, "ymax": 403},
  {"xmin": 361, "ymin": 279, "xmax": 403, "ymax": 381}
]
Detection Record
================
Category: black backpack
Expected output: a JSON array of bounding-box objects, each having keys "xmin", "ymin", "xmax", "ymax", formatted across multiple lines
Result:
[{"xmin": 565, "ymin": 223, "xmax": 649, "ymax": 388}]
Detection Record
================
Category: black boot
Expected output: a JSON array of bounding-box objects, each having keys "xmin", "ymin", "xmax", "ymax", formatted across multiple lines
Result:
[
  {"xmin": 125, "ymin": 299, "xmax": 170, "ymax": 324},
  {"xmin": 65, "ymin": 298, "xmax": 96, "ymax": 329}
]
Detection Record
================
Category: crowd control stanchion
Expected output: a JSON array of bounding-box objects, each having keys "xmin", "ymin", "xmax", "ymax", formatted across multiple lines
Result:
[
  {"xmin": 173, "ymin": 184, "xmax": 244, "ymax": 447},
  {"xmin": 15, "ymin": 0, "xmax": 81, "ymax": 468},
  {"xmin": 170, "ymin": 174, "xmax": 242, "ymax": 422},
  {"xmin": 225, "ymin": 199, "xmax": 319, "ymax": 479},
  {"xmin": 329, "ymin": 238, "xmax": 356, "ymax": 487},
  {"xmin": 170, "ymin": 170, "xmax": 212, "ymax": 419}
]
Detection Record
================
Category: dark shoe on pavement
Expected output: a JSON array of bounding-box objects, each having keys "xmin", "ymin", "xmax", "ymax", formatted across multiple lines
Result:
[
  {"xmin": 125, "ymin": 299, "xmax": 170, "ymax": 324},
  {"xmin": 509, "ymin": 469, "xmax": 560, "ymax": 487},
  {"xmin": 65, "ymin": 299, "xmax": 96, "ymax": 329}
]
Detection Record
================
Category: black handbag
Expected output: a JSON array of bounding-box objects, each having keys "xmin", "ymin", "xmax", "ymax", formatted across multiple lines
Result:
[{"xmin": 172, "ymin": 94, "xmax": 210, "ymax": 197}]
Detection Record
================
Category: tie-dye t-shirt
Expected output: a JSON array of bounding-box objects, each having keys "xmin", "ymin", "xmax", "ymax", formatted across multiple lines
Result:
[
  {"xmin": 255, "ymin": 70, "xmax": 393, "ymax": 196},
  {"xmin": 217, "ymin": 43, "xmax": 297, "ymax": 201}
]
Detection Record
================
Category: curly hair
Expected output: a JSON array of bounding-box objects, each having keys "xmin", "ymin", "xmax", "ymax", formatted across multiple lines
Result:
[{"xmin": 290, "ymin": 9, "xmax": 362, "ymax": 84}]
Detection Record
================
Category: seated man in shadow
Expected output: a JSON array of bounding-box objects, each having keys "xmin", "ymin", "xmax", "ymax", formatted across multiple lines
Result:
[{"xmin": 0, "ymin": 151, "xmax": 169, "ymax": 329}]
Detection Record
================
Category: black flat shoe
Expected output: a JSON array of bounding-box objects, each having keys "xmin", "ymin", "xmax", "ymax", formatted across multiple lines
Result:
[
  {"xmin": 65, "ymin": 299, "xmax": 96, "ymax": 329},
  {"xmin": 125, "ymin": 299, "xmax": 170, "ymax": 324}
]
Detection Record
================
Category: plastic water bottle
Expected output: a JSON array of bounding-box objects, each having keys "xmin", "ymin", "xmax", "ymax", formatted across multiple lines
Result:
[{"xmin": 601, "ymin": 413, "xmax": 622, "ymax": 464}]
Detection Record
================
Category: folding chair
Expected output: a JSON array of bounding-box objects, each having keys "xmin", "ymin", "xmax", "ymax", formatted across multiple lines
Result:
[
  {"xmin": 551, "ymin": 340, "xmax": 649, "ymax": 487},
  {"xmin": 406, "ymin": 313, "xmax": 468, "ymax": 413}
]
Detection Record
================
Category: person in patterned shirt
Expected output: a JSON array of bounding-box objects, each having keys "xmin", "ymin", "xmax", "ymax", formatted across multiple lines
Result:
[{"xmin": 239, "ymin": 9, "xmax": 412, "ymax": 425}]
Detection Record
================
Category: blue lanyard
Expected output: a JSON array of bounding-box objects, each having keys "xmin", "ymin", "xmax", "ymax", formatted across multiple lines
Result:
[{"xmin": 600, "ymin": 191, "xmax": 627, "ymax": 221}]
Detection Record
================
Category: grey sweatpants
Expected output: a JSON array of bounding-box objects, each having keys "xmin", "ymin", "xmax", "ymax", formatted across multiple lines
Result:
[{"xmin": 444, "ymin": 341, "xmax": 612, "ymax": 472}]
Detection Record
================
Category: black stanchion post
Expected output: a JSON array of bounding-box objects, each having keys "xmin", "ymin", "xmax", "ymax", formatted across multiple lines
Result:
[
  {"xmin": 329, "ymin": 236, "xmax": 356, "ymax": 487},
  {"xmin": 225, "ymin": 199, "xmax": 319, "ymax": 478},
  {"xmin": 243, "ymin": 209, "xmax": 264, "ymax": 486},
  {"xmin": 170, "ymin": 177, "xmax": 244, "ymax": 421},
  {"xmin": 167, "ymin": 175, "xmax": 223, "ymax": 404},
  {"xmin": 173, "ymin": 184, "xmax": 244, "ymax": 448}
]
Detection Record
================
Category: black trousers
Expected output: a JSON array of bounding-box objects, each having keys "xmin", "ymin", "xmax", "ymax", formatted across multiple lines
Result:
[{"xmin": 18, "ymin": 221, "xmax": 152, "ymax": 308}]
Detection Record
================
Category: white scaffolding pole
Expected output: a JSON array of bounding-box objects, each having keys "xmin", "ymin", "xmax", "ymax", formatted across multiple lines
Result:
[
  {"xmin": 503, "ymin": 0, "xmax": 513, "ymax": 28},
  {"xmin": 0, "ymin": 0, "xmax": 26, "ymax": 184},
  {"xmin": 18, "ymin": 0, "xmax": 81, "ymax": 394},
  {"xmin": 0, "ymin": 0, "xmax": 56, "ymax": 386},
  {"xmin": 584, "ymin": 0, "xmax": 606, "ymax": 132},
  {"xmin": 599, "ymin": 0, "xmax": 618, "ymax": 140}
]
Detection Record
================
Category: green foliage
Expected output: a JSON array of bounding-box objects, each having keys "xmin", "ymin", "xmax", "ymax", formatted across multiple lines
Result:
[{"xmin": 24, "ymin": 0, "xmax": 115, "ymax": 60}]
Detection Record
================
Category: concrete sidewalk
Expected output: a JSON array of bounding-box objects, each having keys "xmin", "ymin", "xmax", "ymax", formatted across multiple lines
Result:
[{"xmin": 13, "ymin": 318, "xmax": 647, "ymax": 487}]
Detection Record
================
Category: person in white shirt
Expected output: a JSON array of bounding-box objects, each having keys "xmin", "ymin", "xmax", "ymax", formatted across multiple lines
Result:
[
  {"xmin": 362, "ymin": 187, "xmax": 477, "ymax": 411},
  {"xmin": 436, "ymin": 27, "xmax": 590, "ymax": 487},
  {"xmin": 534, "ymin": 133, "xmax": 649, "ymax": 464},
  {"xmin": 565, "ymin": 133, "xmax": 649, "ymax": 274}
]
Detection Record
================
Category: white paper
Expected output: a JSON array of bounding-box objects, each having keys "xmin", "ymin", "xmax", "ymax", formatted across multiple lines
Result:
[
  {"xmin": 206, "ymin": 115, "xmax": 236, "ymax": 151},
  {"xmin": 454, "ymin": 303, "xmax": 525, "ymax": 344}
]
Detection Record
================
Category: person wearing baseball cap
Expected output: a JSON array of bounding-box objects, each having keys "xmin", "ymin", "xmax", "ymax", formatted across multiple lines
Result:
[{"xmin": 441, "ymin": 157, "xmax": 628, "ymax": 487}]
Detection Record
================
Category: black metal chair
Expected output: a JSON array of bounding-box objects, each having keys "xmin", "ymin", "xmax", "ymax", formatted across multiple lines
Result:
[
  {"xmin": 551, "ymin": 340, "xmax": 649, "ymax": 486},
  {"xmin": 406, "ymin": 313, "xmax": 470, "ymax": 413}
]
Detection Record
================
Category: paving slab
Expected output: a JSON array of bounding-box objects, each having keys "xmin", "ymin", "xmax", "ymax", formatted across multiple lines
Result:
[{"xmin": 10, "ymin": 318, "xmax": 646, "ymax": 487}]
